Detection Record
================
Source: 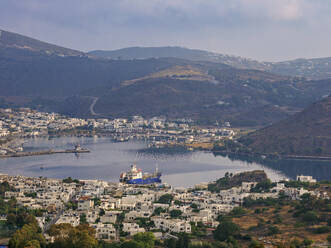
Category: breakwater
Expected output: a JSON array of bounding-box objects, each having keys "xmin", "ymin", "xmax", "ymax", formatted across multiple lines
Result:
[{"xmin": 0, "ymin": 149, "xmax": 90, "ymax": 158}]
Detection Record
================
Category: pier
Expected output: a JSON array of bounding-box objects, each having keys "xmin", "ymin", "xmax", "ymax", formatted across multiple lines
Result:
[{"xmin": 0, "ymin": 148, "xmax": 90, "ymax": 158}]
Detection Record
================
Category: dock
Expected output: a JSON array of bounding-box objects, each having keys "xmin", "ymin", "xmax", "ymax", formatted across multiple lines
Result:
[{"xmin": 0, "ymin": 149, "xmax": 90, "ymax": 158}]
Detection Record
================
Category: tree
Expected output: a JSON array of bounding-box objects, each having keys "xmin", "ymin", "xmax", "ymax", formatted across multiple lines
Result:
[
  {"xmin": 170, "ymin": 210, "xmax": 182, "ymax": 218},
  {"xmin": 229, "ymin": 207, "xmax": 246, "ymax": 217},
  {"xmin": 120, "ymin": 240, "xmax": 144, "ymax": 248},
  {"xmin": 190, "ymin": 203, "xmax": 198, "ymax": 209},
  {"xmin": 164, "ymin": 238, "xmax": 177, "ymax": 248},
  {"xmin": 157, "ymin": 194, "xmax": 173, "ymax": 204},
  {"xmin": 99, "ymin": 209, "xmax": 105, "ymax": 216},
  {"xmin": 302, "ymin": 211, "xmax": 318, "ymax": 225},
  {"xmin": 8, "ymin": 222, "xmax": 46, "ymax": 248},
  {"xmin": 80, "ymin": 213, "xmax": 87, "ymax": 224},
  {"xmin": 327, "ymin": 234, "xmax": 331, "ymax": 244},
  {"xmin": 6, "ymin": 213, "xmax": 17, "ymax": 228},
  {"xmin": 249, "ymin": 240, "xmax": 264, "ymax": 248},
  {"xmin": 153, "ymin": 207, "xmax": 166, "ymax": 216},
  {"xmin": 133, "ymin": 232, "xmax": 155, "ymax": 248},
  {"xmin": 213, "ymin": 221, "xmax": 240, "ymax": 242},
  {"xmin": 176, "ymin": 233, "xmax": 190, "ymax": 248},
  {"xmin": 48, "ymin": 224, "xmax": 97, "ymax": 248},
  {"xmin": 268, "ymin": 225, "xmax": 280, "ymax": 235},
  {"xmin": 24, "ymin": 240, "xmax": 41, "ymax": 248}
]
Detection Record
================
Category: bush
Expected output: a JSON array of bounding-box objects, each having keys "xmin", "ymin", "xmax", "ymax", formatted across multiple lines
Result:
[
  {"xmin": 157, "ymin": 194, "xmax": 173, "ymax": 204},
  {"xmin": 249, "ymin": 240, "xmax": 264, "ymax": 248},
  {"xmin": 229, "ymin": 207, "xmax": 246, "ymax": 217},
  {"xmin": 312, "ymin": 226, "xmax": 330, "ymax": 234},
  {"xmin": 9, "ymin": 222, "xmax": 46, "ymax": 248},
  {"xmin": 213, "ymin": 221, "xmax": 240, "ymax": 242},
  {"xmin": 302, "ymin": 239, "xmax": 313, "ymax": 246},
  {"xmin": 327, "ymin": 234, "xmax": 331, "ymax": 244},
  {"xmin": 153, "ymin": 207, "xmax": 166, "ymax": 216},
  {"xmin": 250, "ymin": 179, "xmax": 274, "ymax": 193},
  {"xmin": 302, "ymin": 211, "xmax": 319, "ymax": 225},
  {"xmin": 268, "ymin": 225, "xmax": 280, "ymax": 235},
  {"xmin": 170, "ymin": 210, "xmax": 182, "ymax": 218}
]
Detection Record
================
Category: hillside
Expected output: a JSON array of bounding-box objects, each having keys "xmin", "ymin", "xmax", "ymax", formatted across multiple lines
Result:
[
  {"xmin": 267, "ymin": 57, "xmax": 331, "ymax": 80},
  {"xmin": 1, "ymin": 43, "xmax": 331, "ymax": 126},
  {"xmin": 208, "ymin": 170, "xmax": 268, "ymax": 192},
  {"xmin": 240, "ymin": 95, "xmax": 331, "ymax": 156},
  {"xmin": 1, "ymin": 30, "xmax": 331, "ymax": 126},
  {"xmin": 93, "ymin": 67, "xmax": 331, "ymax": 126},
  {"xmin": 0, "ymin": 29, "xmax": 83, "ymax": 56},
  {"xmin": 88, "ymin": 46, "xmax": 266, "ymax": 70},
  {"xmin": 89, "ymin": 46, "xmax": 331, "ymax": 80}
]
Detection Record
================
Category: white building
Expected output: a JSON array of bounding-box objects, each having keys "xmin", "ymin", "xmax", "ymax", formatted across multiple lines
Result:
[
  {"xmin": 297, "ymin": 175, "xmax": 316, "ymax": 183},
  {"xmin": 78, "ymin": 198, "xmax": 94, "ymax": 211},
  {"xmin": 90, "ymin": 223, "xmax": 116, "ymax": 240},
  {"xmin": 122, "ymin": 223, "xmax": 145, "ymax": 236},
  {"xmin": 152, "ymin": 217, "xmax": 191, "ymax": 233}
]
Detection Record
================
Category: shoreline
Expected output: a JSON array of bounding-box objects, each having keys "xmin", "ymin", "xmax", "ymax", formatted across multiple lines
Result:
[{"xmin": 212, "ymin": 150, "xmax": 331, "ymax": 162}]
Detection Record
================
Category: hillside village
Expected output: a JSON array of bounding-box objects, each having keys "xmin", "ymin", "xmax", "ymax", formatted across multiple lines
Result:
[{"xmin": 0, "ymin": 171, "xmax": 329, "ymax": 247}]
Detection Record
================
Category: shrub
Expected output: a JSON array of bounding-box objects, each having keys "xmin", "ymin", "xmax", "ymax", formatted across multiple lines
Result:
[
  {"xmin": 157, "ymin": 194, "xmax": 173, "ymax": 204},
  {"xmin": 230, "ymin": 207, "xmax": 246, "ymax": 217},
  {"xmin": 268, "ymin": 225, "xmax": 280, "ymax": 235},
  {"xmin": 170, "ymin": 210, "xmax": 182, "ymax": 218},
  {"xmin": 213, "ymin": 221, "xmax": 240, "ymax": 242},
  {"xmin": 327, "ymin": 234, "xmax": 331, "ymax": 244},
  {"xmin": 302, "ymin": 211, "xmax": 319, "ymax": 225},
  {"xmin": 312, "ymin": 226, "xmax": 330, "ymax": 234}
]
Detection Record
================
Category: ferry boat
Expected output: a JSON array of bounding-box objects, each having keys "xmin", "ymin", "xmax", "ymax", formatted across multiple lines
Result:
[{"xmin": 120, "ymin": 164, "xmax": 161, "ymax": 184}]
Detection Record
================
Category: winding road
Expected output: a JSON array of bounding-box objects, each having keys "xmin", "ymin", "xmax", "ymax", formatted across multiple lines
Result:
[{"xmin": 89, "ymin": 97, "xmax": 99, "ymax": 116}]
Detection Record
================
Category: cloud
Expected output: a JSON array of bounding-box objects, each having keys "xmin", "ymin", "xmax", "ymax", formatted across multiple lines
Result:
[{"xmin": 0, "ymin": 0, "xmax": 331, "ymax": 61}]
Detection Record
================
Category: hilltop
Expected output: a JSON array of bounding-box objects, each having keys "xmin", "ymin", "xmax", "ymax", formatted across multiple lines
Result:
[
  {"xmin": 89, "ymin": 46, "xmax": 331, "ymax": 80},
  {"xmin": 240, "ymin": 95, "xmax": 331, "ymax": 156},
  {"xmin": 0, "ymin": 29, "xmax": 83, "ymax": 57},
  {"xmin": 208, "ymin": 170, "xmax": 268, "ymax": 192},
  {"xmin": 88, "ymin": 46, "xmax": 266, "ymax": 70}
]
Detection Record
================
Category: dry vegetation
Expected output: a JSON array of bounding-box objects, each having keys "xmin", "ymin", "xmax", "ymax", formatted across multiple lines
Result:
[{"xmin": 122, "ymin": 65, "xmax": 216, "ymax": 86}]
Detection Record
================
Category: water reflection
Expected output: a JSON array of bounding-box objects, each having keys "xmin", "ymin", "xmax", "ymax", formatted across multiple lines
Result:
[
  {"xmin": 0, "ymin": 137, "xmax": 329, "ymax": 187},
  {"xmin": 214, "ymin": 153, "xmax": 331, "ymax": 181}
]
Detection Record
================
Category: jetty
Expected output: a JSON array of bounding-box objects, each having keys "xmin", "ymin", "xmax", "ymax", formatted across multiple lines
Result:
[{"xmin": 0, "ymin": 145, "xmax": 90, "ymax": 158}]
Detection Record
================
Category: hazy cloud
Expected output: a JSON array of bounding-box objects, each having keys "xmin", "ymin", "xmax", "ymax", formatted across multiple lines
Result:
[{"xmin": 1, "ymin": 0, "xmax": 331, "ymax": 61}]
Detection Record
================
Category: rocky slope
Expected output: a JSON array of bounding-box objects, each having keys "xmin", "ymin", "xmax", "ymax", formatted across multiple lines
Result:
[{"xmin": 240, "ymin": 96, "xmax": 331, "ymax": 156}]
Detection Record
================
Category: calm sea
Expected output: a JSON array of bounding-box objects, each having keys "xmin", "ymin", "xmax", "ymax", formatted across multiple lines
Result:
[{"xmin": 0, "ymin": 137, "xmax": 330, "ymax": 187}]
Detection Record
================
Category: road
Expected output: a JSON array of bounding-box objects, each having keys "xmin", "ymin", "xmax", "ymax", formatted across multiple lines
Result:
[{"xmin": 89, "ymin": 97, "xmax": 99, "ymax": 116}]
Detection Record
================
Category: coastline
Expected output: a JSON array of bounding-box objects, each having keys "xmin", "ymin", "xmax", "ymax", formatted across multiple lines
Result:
[{"xmin": 212, "ymin": 150, "xmax": 331, "ymax": 162}]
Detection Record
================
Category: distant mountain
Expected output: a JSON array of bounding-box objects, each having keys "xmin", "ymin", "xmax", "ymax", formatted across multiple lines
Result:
[
  {"xmin": 0, "ymin": 29, "xmax": 84, "ymax": 56},
  {"xmin": 0, "ymin": 45, "xmax": 178, "ymax": 96},
  {"xmin": 88, "ymin": 46, "xmax": 267, "ymax": 70},
  {"xmin": 267, "ymin": 57, "xmax": 331, "ymax": 80},
  {"xmin": 240, "ymin": 95, "xmax": 331, "ymax": 156},
  {"xmin": 1, "ymin": 29, "xmax": 331, "ymax": 127},
  {"xmin": 89, "ymin": 47, "xmax": 331, "ymax": 80}
]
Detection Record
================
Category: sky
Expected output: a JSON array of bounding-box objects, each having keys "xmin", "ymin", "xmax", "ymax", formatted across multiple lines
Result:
[{"xmin": 1, "ymin": 0, "xmax": 331, "ymax": 61}]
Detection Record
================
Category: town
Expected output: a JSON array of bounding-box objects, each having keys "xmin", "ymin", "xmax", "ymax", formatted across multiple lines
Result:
[
  {"xmin": 0, "ymin": 170, "xmax": 329, "ymax": 247},
  {"xmin": 0, "ymin": 108, "xmax": 236, "ymax": 156}
]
